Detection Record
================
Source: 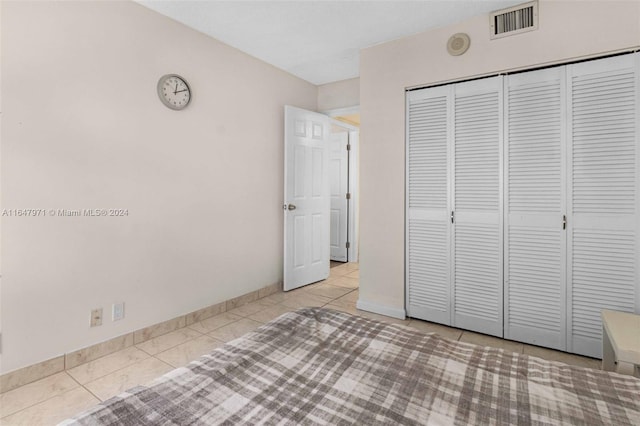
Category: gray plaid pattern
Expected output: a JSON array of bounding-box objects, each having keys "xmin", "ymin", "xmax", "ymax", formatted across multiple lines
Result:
[{"xmin": 61, "ymin": 308, "xmax": 640, "ymax": 425}]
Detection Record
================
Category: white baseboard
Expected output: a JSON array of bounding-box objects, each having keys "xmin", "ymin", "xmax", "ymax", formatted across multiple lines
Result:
[{"xmin": 356, "ymin": 299, "xmax": 406, "ymax": 320}]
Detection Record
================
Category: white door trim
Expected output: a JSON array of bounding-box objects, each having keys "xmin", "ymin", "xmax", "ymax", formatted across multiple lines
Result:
[{"xmin": 321, "ymin": 105, "xmax": 360, "ymax": 117}]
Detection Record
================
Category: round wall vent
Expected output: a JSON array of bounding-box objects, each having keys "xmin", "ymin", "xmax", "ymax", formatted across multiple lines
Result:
[{"xmin": 447, "ymin": 33, "xmax": 471, "ymax": 56}]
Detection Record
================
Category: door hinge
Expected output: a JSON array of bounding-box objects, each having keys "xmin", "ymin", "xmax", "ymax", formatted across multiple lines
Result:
[
  {"xmin": 346, "ymin": 193, "xmax": 351, "ymax": 200},
  {"xmin": 562, "ymin": 214, "xmax": 567, "ymax": 230},
  {"xmin": 346, "ymin": 242, "xmax": 351, "ymax": 249},
  {"xmin": 347, "ymin": 144, "xmax": 351, "ymax": 151}
]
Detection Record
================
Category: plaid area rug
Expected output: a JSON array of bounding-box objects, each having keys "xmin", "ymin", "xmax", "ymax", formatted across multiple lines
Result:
[{"xmin": 61, "ymin": 307, "xmax": 640, "ymax": 425}]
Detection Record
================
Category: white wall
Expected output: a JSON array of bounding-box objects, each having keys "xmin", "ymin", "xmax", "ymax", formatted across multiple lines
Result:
[
  {"xmin": 0, "ymin": 0, "xmax": 317, "ymax": 373},
  {"xmin": 359, "ymin": 1, "xmax": 640, "ymax": 314},
  {"xmin": 317, "ymin": 78, "xmax": 360, "ymax": 112}
]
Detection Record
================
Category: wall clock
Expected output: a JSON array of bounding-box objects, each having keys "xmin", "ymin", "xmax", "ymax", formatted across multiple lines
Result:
[{"xmin": 157, "ymin": 74, "xmax": 191, "ymax": 110}]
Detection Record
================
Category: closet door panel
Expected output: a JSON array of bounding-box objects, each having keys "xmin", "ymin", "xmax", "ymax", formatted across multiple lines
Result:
[
  {"xmin": 504, "ymin": 68, "xmax": 567, "ymax": 350},
  {"xmin": 567, "ymin": 53, "xmax": 639, "ymax": 358},
  {"xmin": 406, "ymin": 86, "xmax": 452, "ymax": 324},
  {"xmin": 452, "ymin": 77, "xmax": 503, "ymax": 337}
]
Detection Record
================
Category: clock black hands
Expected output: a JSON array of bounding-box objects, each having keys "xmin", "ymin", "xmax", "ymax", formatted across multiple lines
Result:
[
  {"xmin": 174, "ymin": 83, "xmax": 178, "ymax": 95},
  {"xmin": 175, "ymin": 89, "xmax": 188, "ymax": 94}
]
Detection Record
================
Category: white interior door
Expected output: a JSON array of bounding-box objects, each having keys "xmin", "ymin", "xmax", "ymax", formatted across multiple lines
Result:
[
  {"xmin": 329, "ymin": 131, "xmax": 349, "ymax": 262},
  {"xmin": 284, "ymin": 106, "xmax": 330, "ymax": 291}
]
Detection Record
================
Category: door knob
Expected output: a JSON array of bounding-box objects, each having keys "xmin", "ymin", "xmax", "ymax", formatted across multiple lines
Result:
[{"xmin": 288, "ymin": 204, "xmax": 297, "ymax": 210}]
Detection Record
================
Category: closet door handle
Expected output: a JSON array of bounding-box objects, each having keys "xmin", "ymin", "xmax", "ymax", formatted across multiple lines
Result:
[
  {"xmin": 451, "ymin": 211, "xmax": 455, "ymax": 224},
  {"xmin": 562, "ymin": 215, "xmax": 567, "ymax": 230}
]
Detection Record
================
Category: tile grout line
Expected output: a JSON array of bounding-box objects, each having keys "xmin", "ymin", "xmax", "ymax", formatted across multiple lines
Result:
[
  {"xmin": 0, "ymin": 372, "xmax": 84, "ymax": 420},
  {"xmin": 70, "ymin": 333, "xmax": 203, "ymax": 390},
  {"xmin": 87, "ymin": 357, "xmax": 175, "ymax": 403},
  {"xmin": 69, "ymin": 352, "xmax": 152, "ymax": 390},
  {"xmin": 135, "ymin": 326, "xmax": 209, "ymax": 357},
  {"xmin": 82, "ymin": 383, "xmax": 104, "ymax": 404},
  {"xmin": 66, "ymin": 371, "xmax": 104, "ymax": 405}
]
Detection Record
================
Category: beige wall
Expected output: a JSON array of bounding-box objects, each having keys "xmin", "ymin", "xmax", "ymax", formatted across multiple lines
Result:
[
  {"xmin": 317, "ymin": 77, "xmax": 360, "ymax": 111},
  {"xmin": 359, "ymin": 1, "xmax": 640, "ymax": 315},
  {"xmin": 0, "ymin": 0, "xmax": 317, "ymax": 373}
]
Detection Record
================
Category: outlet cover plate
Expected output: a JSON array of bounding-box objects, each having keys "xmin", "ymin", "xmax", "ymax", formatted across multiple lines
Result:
[
  {"xmin": 90, "ymin": 308, "xmax": 103, "ymax": 327},
  {"xmin": 112, "ymin": 302, "xmax": 125, "ymax": 321}
]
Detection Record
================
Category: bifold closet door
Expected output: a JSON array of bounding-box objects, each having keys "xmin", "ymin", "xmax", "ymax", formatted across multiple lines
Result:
[
  {"xmin": 451, "ymin": 77, "xmax": 503, "ymax": 337},
  {"xmin": 407, "ymin": 77, "xmax": 504, "ymax": 335},
  {"xmin": 406, "ymin": 86, "xmax": 451, "ymax": 324},
  {"xmin": 567, "ymin": 53, "xmax": 640, "ymax": 358},
  {"xmin": 504, "ymin": 67, "xmax": 567, "ymax": 350}
]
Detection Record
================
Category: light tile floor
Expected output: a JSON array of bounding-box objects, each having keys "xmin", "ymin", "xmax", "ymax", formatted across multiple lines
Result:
[{"xmin": 0, "ymin": 261, "xmax": 601, "ymax": 424}]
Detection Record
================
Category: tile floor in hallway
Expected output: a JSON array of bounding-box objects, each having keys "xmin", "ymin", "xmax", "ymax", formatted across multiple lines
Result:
[{"xmin": 0, "ymin": 261, "xmax": 601, "ymax": 425}]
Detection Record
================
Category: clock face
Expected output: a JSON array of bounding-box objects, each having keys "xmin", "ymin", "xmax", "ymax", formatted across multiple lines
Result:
[{"xmin": 157, "ymin": 74, "xmax": 191, "ymax": 110}]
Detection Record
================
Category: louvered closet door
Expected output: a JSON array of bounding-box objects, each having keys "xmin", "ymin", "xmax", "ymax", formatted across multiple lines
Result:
[
  {"xmin": 406, "ymin": 86, "xmax": 452, "ymax": 324},
  {"xmin": 567, "ymin": 53, "xmax": 640, "ymax": 358},
  {"xmin": 451, "ymin": 77, "xmax": 503, "ymax": 337},
  {"xmin": 504, "ymin": 68, "xmax": 567, "ymax": 350}
]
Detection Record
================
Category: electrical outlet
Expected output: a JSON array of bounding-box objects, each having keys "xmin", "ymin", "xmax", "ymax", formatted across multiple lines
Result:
[
  {"xmin": 112, "ymin": 302, "xmax": 125, "ymax": 321},
  {"xmin": 90, "ymin": 308, "xmax": 103, "ymax": 327}
]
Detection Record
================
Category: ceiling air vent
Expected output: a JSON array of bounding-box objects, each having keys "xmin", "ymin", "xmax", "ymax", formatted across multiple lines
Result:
[{"xmin": 490, "ymin": 1, "xmax": 538, "ymax": 39}]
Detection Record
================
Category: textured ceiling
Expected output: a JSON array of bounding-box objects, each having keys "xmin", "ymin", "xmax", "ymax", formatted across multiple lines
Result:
[{"xmin": 137, "ymin": 0, "xmax": 523, "ymax": 85}]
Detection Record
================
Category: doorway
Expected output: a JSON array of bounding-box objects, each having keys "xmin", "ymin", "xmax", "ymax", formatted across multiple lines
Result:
[
  {"xmin": 328, "ymin": 120, "xmax": 359, "ymax": 263},
  {"xmin": 283, "ymin": 106, "xmax": 359, "ymax": 291}
]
